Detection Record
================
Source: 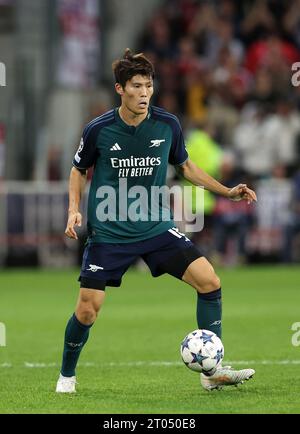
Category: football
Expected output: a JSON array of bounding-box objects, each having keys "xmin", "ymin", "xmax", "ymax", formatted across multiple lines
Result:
[{"xmin": 180, "ymin": 329, "xmax": 224, "ymax": 375}]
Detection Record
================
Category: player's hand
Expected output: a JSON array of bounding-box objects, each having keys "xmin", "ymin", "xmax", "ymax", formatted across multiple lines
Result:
[
  {"xmin": 227, "ymin": 184, "xmax": 257, "ymax": 204},
  {"xmin": 65, "ymin": 211, "xmax": 82, "ymax": 240}
]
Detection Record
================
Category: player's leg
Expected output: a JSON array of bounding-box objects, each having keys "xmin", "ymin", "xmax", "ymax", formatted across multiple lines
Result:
[
  {"xmin": 56, "ymin": 287, "xmax": 105, "ymax": 393},
  {"xmin": 182, "ymin": 256, "xmax": 222, "ymax": 338},
  {"xmin": 143, "ymin": 230, "xmax": 255, "ymax": 390},
  {"xmin": 56, "ymin": 241, "xmax": 138, "ymax": 392},
  {"xmin": 61, "ymin": 288, "xmax": 105, "ymax": 375},
  {"xmin": 142, "ymin": 230, "xmax": 222, "ymax": 337},
  {"xmin": 182, "ymin": 256, "xmax": 255, "ymax": 390}
]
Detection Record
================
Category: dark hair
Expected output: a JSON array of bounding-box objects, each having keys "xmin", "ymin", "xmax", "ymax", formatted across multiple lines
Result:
[{"xmin": 112, "ymin": 48, "xmax": 155, "ymax": 88}]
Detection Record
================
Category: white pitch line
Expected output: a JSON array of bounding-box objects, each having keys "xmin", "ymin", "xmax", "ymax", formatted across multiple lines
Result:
[
  {"xmin": 0, "ymin": 360, "xmax": 300, "ymax": 368},
  {"xmin": 24, "ymin": 362, "xmax": 57, "ymax": 368},
  {"xmin": 0, "ymin": 363, "xmax": 12, "ymax": 368}
]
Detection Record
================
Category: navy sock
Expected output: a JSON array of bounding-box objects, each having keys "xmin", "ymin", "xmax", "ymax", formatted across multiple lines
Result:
[
  {"xmin": 196, "ymin": 288, "xmax": 222, "ymax": 339},
  {"xmin": 60, "ymin": 313, "xmax": 93, "ymax": 377}
]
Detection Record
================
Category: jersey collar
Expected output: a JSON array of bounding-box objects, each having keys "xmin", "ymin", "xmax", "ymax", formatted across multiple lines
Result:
[{"xmin": 115, "ymin": 107, "xmax": 152, "ymax": 133}]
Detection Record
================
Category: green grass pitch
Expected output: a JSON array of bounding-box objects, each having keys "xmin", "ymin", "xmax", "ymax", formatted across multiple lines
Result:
[{"xmin": 0, "ymin": 266, "xmax": 300, "ymax": 414}]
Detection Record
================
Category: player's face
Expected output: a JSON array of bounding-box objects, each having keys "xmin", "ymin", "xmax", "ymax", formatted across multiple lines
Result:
[{"xmin": 116, "ymin": 75, "xmax": 154, "ymax": 116}]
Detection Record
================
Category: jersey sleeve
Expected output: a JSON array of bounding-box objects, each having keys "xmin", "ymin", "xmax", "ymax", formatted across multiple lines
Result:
[
  {"xmin": 72, "ymin": 123, "xmax": 99, "ymax": 169},
  {"xmin": 168, "ymin": 117, "xmax": 189, "ymax": 166}
]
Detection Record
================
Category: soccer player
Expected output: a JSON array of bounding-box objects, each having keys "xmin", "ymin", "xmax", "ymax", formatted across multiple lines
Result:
[{"xmin": 56, "ymin": 49, "xmax": 257, "ymax": 393}]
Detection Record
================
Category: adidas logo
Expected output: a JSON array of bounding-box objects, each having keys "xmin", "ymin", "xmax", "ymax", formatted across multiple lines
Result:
[{"xmin": 110, "ymin": 143, "xmax": 121, "ymax": 151}]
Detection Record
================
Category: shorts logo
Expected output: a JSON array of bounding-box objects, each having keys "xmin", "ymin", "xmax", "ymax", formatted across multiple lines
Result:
[
  {"xmin": 87, "ymin": 264, "xmax": 104, "ymax": 272},
  {"xmin": 149, "ymin": 139, "xmax": 165, "ymax": 148}
]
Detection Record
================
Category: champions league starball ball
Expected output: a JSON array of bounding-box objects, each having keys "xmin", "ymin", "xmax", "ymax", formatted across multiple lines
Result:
[{"xmin": 180, "ymin": 329, "xmax": 224, "ymax": 375}]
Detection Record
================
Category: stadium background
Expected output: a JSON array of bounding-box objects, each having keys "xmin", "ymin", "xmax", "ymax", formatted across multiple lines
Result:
[{"xmin": 0, "ymin": 0, "xmax": 300, "ymax": 414}]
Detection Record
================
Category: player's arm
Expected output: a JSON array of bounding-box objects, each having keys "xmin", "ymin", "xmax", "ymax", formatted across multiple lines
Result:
[
  {"xmin": 178, "ymin": 159, "xmax": 257, "ymax": 203},
  {"xmin": 65, "ymin": 167, "xmax": 87, "ymax": 240},
  {"xmin": 66, "ymin": 120, "xmax": 98, "ymax": 239}
]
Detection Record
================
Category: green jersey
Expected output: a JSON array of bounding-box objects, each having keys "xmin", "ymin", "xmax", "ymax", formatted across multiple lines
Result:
[{"xmin": 73, "ymin": 106, "xmax": 188, "ymax": 243}]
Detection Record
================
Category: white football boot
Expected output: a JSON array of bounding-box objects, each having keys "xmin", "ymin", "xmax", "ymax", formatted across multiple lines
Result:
[
  {"xmin": 200, "ymin": 366, "xmax": 255, "ymax": 391},
  {"xmin": 56, "ymin": 373, "xmax": 77, "ymax": 393}
]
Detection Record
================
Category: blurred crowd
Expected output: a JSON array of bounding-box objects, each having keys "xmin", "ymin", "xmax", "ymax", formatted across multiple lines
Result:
[
  {"xmin": 137, "ymin": 0, "xmax": 300, "ymax": 264},
  {"xmin": 4, "ymin": 0, "xmax": 299, "ymax": 266}
]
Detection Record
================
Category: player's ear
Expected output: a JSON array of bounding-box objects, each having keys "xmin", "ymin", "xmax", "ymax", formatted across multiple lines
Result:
[{"xmin": 115, "ymin": 83, "xmax": 124, "ymax": 96}]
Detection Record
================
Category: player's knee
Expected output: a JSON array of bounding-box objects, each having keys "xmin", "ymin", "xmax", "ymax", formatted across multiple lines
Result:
[
  {"xmin": 77, "ymin": 301, "xmax": 100, "ymax": 325},
  {"xmin": 77, "ymin": 305, "xmax": 97, "ymax": 324},
  {"xmin": 196, "ymin": 273, "xmax": 221, "ymax": 294}
]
